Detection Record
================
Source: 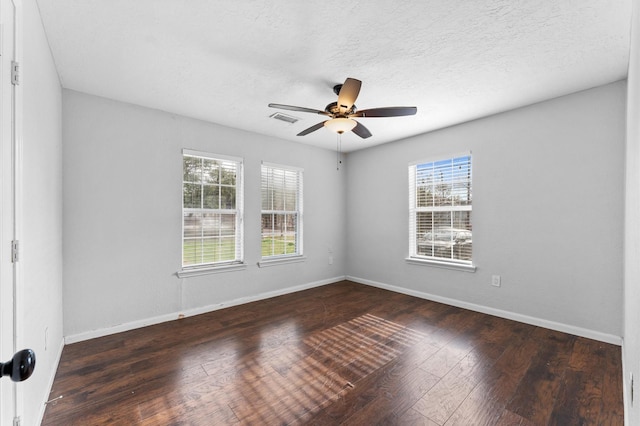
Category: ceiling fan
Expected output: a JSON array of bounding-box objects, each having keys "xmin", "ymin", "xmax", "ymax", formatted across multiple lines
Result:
[{"xmin": 268, "ymin": 78, "xmax": 417, "ymax": 139}]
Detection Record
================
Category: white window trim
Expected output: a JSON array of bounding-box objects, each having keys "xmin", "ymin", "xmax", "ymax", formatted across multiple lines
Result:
[
  {"xmin": 257, "ymin": 255, "xmax": 307, "ymax": 268},
  {"xmin": 407, "ymin": 151, "xmax": 473, "ymax": 167},
  {"xmin": 183, "ymin": 149, "xmax": 241, "ymax": 163},
  {"xmin": 261, "ymin": 161, "xmax": 304, "ymax": 173},
  {"xmin": 260, "ymin": 161, "xmax": 304, "ymax": 261},
  {"xmin": 404, "ymin": 257, "xmax": 476, "ymax": 272},
  {"xmin": 177, "ymin": 262, "xmax": 248, "ymax": 278},
  {"xmin": 179, "ymin": 149, "xmax": 244, "ymax": 275},
  {"xmin": 408, "ymin": 152, "xmax": 475, "ymax": 270}
]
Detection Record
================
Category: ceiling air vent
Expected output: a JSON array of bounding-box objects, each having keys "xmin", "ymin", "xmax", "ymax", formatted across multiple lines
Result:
[{"xmin": 270, "ymin": 112, "xmax": 299, "ymax": 124}]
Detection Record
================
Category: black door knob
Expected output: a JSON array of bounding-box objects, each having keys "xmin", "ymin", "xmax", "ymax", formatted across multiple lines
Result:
[{"xmin": 0, "ymin": 349, "xmax": 36, "ymax": 382}]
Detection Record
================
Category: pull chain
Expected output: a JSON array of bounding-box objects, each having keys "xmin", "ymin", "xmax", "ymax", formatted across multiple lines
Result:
[{"xmin": 336, "ymin": 132, "xmax": 343, "ymax": 170}]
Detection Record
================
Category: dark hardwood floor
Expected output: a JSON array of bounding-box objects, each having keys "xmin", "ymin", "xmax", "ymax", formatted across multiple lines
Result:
[{"xmin": 41, "ymin": 281, "xmax": 623, "ymax": 425}]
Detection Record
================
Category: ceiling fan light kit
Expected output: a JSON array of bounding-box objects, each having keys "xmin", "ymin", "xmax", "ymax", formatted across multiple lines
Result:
[
  {"xmin": 268, "ymin": 78, "xmax": 417, "ymax": 140},
  {"xmin": 324, "ymin": 117, "xmax": 357, "ymax": 134}
]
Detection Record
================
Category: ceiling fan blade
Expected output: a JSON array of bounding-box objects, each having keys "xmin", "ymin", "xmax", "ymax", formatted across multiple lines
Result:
[
  {"xmin": 268, "ymin": 103, "xmax": 330, "ymax": 116},
  {"xmin": 351, "ymin": 106, "xmax": 417, "ymax": 117},
  {"xmin": 297, "ymin": 121, "xmax": 327, "ymax": 136},
  {"xmin": 352, "ymin": 121, "xmax": 372, "ymax": 139},
  {"xmin": 337, "ymin": 78, "xmax": 362, "ymax": 113}
]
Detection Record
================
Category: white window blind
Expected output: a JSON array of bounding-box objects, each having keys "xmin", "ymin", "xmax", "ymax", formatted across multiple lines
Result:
[
  {"xmin": 409, "ymin": 154, "xmax": 472, "ymax": 264},
  {"xmin": 261, "ymin": 163, "xmax": 303, "ymax": 259},
  {"xmin": 182, "ymin": 150, "xmax": 243, "ymax": 268}
]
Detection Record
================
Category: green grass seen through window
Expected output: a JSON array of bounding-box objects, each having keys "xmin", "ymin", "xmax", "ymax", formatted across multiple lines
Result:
[
  {"xmin": 183, "ymin": 238, "xmax": 235, "ymax": 265},
  {"xmin": 183, "ymin": 236, "xmax": 298, "ymax": 265},
  {"xmin": 261, "ymin": 237, "xmax": 296, "ymax": 257}
]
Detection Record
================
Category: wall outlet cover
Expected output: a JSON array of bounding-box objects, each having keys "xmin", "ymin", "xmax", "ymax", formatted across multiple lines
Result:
[{"xmin": 491, "ymin": 275, "xmax": 501, "ymax": 287}]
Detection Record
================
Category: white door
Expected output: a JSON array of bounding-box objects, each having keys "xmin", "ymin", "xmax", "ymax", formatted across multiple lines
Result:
[{"xmin": 0, "ymin": 0, "xmax": 16, "ymax": 424}]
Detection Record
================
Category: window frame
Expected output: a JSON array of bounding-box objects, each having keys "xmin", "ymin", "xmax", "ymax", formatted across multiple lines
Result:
[
  {"xmin": 179, "ymin": 149, "xmax": 245, "ymax": 277},
  {"xmin": 259, "ymin": 162, "xmax": 304, "ymax": 267},
  {"xmin": 407, "ymin": 152, "xmax": 476, "ymax": 272}
]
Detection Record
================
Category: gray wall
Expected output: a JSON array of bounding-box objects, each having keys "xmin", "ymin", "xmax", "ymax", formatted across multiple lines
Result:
[
  {"xmin": 23, "ymin": 0, "xmax": 64, "ymax": 424},
  {"xmin": 346, "ymin": 81, "xmax": 625, "ymax": 341},
  {"xmin": 62, "ymin": 82, "xmax": 626, "ymax": 343},
  {"xmin": 62, "ymin": 90, "xmax": 347, "ymax": 339}
]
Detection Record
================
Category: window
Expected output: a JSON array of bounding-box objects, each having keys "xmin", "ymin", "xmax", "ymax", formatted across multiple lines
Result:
[
  {"xmin": 182, "ymin": 150, "xmax": 243, "ymax": 269},
  {"xmin": 409, "ymin": 154, "xmax": 472, "ymax": 266},
  {"xmin": 261, "ymin": 163, "xmax": 303, "ymax": 259}
]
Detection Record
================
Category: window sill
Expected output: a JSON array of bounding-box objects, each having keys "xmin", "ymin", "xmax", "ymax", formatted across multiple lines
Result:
[
  {"xmin": 257, "ymin": 256, "xmax": 306, "ymax": 268},
  {"xmin": 177, "ymin": 262, "xmax": 247, "ymax": 278},
  {"xmin": 405, "ymin": 257, "xmax": 476, "ymax": 273}
]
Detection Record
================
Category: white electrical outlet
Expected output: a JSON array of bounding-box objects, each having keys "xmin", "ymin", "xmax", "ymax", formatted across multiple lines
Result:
[{"xmin": 491, "ymin": 275, "xmax": 501, "ymax": 287}]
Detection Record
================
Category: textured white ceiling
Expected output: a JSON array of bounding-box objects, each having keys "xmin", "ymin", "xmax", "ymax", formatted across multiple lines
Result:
[{"xmin": 36, "ymin": 0, "xmax": 631, "ymax": 152}]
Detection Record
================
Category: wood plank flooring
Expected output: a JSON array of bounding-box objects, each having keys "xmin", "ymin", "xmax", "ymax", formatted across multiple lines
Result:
[{"xmin": 41, "ymin": 281, "xmax": 624, "ymax": 425}]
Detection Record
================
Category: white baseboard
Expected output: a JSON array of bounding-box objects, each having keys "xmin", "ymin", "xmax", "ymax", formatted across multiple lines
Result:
[
  {"xmin": 65, "ymin": 273, "xmax": 621, "ymax": 346},
  {"xmin": 347, "ymin": 275, "xmax": 623, "ymax": 346},
  {"xmin": 35, "ymin": 337, "xmax": 65, "ymax": 426},
  {"xmin": 64, "ymin": 275, "xmax": 346, "ymax": 344}
]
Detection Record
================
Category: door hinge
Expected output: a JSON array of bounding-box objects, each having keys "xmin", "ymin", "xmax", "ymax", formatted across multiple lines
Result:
[
  {"xmin": 11, "ymin": 61, "xmax": 19, "ymax": 85},
  {"xmin": 11, "ymin": 240, "xmax": 19, "ymax": 263},
  {"xmin": 13, "ymin": 416, "xmax": 21, "ymax": 426}
]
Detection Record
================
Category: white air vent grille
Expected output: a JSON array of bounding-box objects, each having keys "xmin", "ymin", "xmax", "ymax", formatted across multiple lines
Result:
[{"xmin": 270, "ymin": 112, "xmax": 299, "ymax": 124}]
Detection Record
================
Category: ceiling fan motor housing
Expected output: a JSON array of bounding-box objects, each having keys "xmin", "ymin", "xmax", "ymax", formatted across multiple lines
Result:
[{"xmin": 325, "ymin": 101, "xmax": 356, "ymax": 116}]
